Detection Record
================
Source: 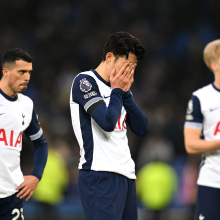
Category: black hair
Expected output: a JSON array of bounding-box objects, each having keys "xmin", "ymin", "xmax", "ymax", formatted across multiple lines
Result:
[
  {"xmin": 1, "ymin": 48, "xmax": 32, "ymax": 68},
  {"xmin": 102, "ymin": 32, "xmax": 145, "ymax": 62}
]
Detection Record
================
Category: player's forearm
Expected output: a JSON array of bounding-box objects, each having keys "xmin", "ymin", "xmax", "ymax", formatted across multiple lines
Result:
[
  {"xmin": 185, "ymin": 138, "xmax": 220, "ymax": 154},
  {"xmin": 91, "ymin": 88, "xmax": 124, "ymax": 132},
  {"xmin": 31, "ymin": 135, "xmax": 48, "ymax": 180},
  {"xmin": 123, "ymin": 91, "xmax": 148, "ymax": 136}
]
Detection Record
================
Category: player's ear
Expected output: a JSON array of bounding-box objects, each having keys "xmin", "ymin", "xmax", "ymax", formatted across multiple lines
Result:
[
  {"xmin": 106, "ymin": 52, "xmax": 114, "ymax": 64},
  {"xmin": 210, "ymin": 62, "xmax": 217, "ymax": 72},
  {"xmin": 2, "ymin": 68, "xmax": 8, "ymax": 77}
]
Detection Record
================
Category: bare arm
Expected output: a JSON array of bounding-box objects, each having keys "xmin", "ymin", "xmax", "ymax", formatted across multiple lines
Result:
[{"xmin": 184, "ymin": 127, "xmax": 220, "ymax": 154}]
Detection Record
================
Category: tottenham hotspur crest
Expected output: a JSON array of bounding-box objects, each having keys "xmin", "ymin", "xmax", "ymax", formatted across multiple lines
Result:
[
  {"xmin": 80, "ymin": 78, "xmax": 92, "ymax": 92},
  {"xmin": 22, "ymin": 113, "xmax": 25, "ymax": 125}
]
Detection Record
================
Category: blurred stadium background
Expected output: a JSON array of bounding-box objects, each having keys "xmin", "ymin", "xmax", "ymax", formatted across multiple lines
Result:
[{"xmin": 1, "ymin": 0, "xmax": 219, "ymax": 219}]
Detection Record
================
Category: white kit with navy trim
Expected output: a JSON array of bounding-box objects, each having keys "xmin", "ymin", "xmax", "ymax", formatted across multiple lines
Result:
[
  {"xmin": 70, "ymin": 70, "xmax": 136, "ymax": 179},
  {"xmin": 0, "ymin": 90, "xmax": 42, "ymax": 198},
  {"xmin": 184, "ymin": 83, "xmax": 220, "ymax": 188}
]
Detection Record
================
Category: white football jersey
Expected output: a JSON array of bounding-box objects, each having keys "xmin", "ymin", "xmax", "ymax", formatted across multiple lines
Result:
[
  {"xmin": 70, "ymin": 70, "xmax": 136, "ymax": 179},
  {"xmin": 0, "ymin": 90, "xmax": 43, "ymax": 198},
  {"xmin": 184, "ymin": 84, "xmax": 220, "ymax": 188}
]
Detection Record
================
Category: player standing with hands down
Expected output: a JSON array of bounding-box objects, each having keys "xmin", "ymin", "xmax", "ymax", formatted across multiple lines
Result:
[
  {"xmin": 0, "ymin": 48, "xmax": 48, "ymax": 220},
  {"xmin": 184, "ymin": 39, "xmax": 220, "ymax": 220},
  {"xmin": 70, "ymin": 32, "xmax": 148, "ymax": 220}
]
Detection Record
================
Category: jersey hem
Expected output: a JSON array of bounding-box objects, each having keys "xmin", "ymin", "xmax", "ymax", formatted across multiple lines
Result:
[
  {"xmin": 197, "ymin": 181, "xmax": 220, "ymax": 189},
  {"xmin": 79, "ymin": 168, "xmax": 136, "ymax": 180}
]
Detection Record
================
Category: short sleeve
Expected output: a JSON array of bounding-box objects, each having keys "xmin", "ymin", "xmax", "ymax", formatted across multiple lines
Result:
[
  {"xmin": 184, "ymin": 95, "xmax": 203, "ymax": 129},
  {"xmin": 71, "ymin": 74, "xmax": 105, "ymax": 114},
  {"xmin": 24, "ymin": 106, "xmax": 43, "ymax": 141}
]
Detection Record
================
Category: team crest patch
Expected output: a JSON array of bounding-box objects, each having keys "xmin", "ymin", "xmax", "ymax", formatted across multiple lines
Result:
[{"xmin": 80, "ymin": 78, "xmax": 92, "ymax": 92}]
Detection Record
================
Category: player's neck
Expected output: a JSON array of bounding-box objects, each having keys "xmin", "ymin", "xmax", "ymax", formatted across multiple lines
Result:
[
  {"xmin": 0, "ymin": 81, "xmax": 17, "ymax": 98},
  {"xmin": 214, "ymin": 79, "xmax": 220, "ymax": 90},
  {"xmin": 95, "ymin": 62, "xmax": 110, "ymax": 82}
]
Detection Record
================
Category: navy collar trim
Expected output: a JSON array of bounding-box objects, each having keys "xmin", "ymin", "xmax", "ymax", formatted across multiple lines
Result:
[
  {"xmin": 0, "ymin": 89, "xmax": 18, "ymax": 101},
  {"xmin": 90, "ymin": 69, "xmax": 111, "ymax": 87}
]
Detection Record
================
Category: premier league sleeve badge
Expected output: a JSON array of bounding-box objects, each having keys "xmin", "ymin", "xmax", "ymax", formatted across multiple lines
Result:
[{"xmin": 80, "ymin": 78, "xmax": 92, "ymax": 93}]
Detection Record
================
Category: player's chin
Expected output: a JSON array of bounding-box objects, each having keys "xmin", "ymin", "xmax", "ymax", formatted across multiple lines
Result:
[{"xmin": 18, "ymin": 86, "xmax": 28, "ymax": 93}]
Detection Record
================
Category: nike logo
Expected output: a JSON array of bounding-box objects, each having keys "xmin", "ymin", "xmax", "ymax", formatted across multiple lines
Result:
[
  {"xmin": 103, "ymin": 95, "xmax": 110, "ymax": 99},
  {"xmin": 210, "ymin": 107, "xmax": 220, "ymax": 112}
]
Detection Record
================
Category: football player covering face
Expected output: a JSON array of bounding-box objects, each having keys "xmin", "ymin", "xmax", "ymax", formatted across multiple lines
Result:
[
  {"xmin": 1, "ymin": 59, "xmax": 32, "ymax": 98},
  {"xmin": 96, "ymin": 52, "xmax": 137, "ymax": 93},
  {"xmin": 70, "ymin": 32, "xmax": 148, "ymax": 220}
]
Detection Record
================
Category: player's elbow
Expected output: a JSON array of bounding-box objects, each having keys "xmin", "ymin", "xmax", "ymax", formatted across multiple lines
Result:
[
  {"xmin": 131, "ymin": 118, "xmax": 148, "ymax": 136},
  {"xmin": 96, "ymin": 120, "xmax": 115, "ymax": 132},
  {"xmin": 185, "ymin": 146, "xmax": 193, "ymax": 154},
  {"xmin": 139, "ymin": 121, "xmax": 149, "ymax": 136},
  {"xmin": 101, "ymin": 123, "xmax": 115, "ymax": 132},
  {"xmin": 185, "ymin": 144, "xmax": 197, "ymax": 155},
  {"xmin": 133, "ymin": 125, "xmax": 148, "ymax": 136},
  {"xmin": 140, "ymin": 128, "xmax": 148, "ymax": 136}
]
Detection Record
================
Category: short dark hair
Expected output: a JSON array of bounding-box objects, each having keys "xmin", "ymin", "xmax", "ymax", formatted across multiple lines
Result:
[
  {"xmin": 102, "ymin": 32, "xmax": 145, "ymax": 62},
  {"xmin": 1, "ymin": 48, "xmax": 32, "ymax": 68}
]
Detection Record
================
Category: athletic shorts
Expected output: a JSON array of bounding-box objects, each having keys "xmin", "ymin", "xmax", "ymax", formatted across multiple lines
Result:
[
  {"xmin": 78, "ymin": 170, "xmax": 138, "ymax": 220},
  {"xmin": 0, "ymin": 192, "xmax": 23, "ymax": 220},
  {"xmin": 195, "ymin": 185, "xmax": 220, "ymax": 220}
]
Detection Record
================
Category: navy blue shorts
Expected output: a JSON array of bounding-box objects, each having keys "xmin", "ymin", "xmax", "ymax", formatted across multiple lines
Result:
[
  {"xmin": 78, "ymin": 170, "xmax": 138, "ymax": 220},
  {"xmin": 195, "ymin": 185, "xmax": 220, "ymax": 220},
  {"xmin": 0, "ymin": 192, "xmax": 23, "ymax": 220}
]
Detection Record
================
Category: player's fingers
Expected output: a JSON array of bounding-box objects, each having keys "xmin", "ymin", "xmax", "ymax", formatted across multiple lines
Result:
[
  {"xmin": 124, "ymin": 63, "xmax": 136, "ymax": 80},
  {"xmin": 16, "ymin": 185, "xmax": 28, "ymax": 198},
  {"xmin": 123, "ymin": 64, "xmax": 133, "ymax": 83},
  {"xmin": 15, "ymin": 182, "xmax": 25, "ymax": 191},
  {"xmin": 118, "ymin": 62, "xmax": 129, "ymax": 76},
  {"xmin": 132, "ymin": 63, "xmax": 137, "ymax": 72},
  {"xmin": 16, "ymin": 188, "xmax": 24, "ymax": 198},
  {"xmin": 15, "ymin": 186, "xmax": 22, "ymax": 191},
  {"xmin": 19, "ymin": 188, "xmax": 31, "ymax": 199},
  {"xmin": 128, "ymin": 64, "xmax": 136, "ymax": 80},
  {"xmin": 26, "ymin": 191, "xmax": 33, "ymax": 201},
  {"xmin": 110, "ymin": 68, "xmax": 116, "ymax": 80}
]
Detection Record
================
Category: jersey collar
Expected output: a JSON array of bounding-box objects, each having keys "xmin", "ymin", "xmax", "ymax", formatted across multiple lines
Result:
[
  {"xmin": 0, "ymin": 89, "xmax": 18, "ymax": 101},
  {"xmin": 90, "ymin": 69, "xmax": 111, "ymax": 87}
]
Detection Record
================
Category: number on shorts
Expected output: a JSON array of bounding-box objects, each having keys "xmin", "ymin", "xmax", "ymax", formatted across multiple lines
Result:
[{"xmin": 11, "ymin": 208, "xmax": 24, "ymax": 220}]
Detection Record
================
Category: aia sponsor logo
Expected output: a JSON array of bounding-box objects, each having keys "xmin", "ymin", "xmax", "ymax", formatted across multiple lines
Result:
[
  {"xmin": 115, "ymin": 114, "xmax": 127, "ymax": 130},
  {"xmin": 0, "ymin": 129, "xmax": 22, "ymax": 147}
]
